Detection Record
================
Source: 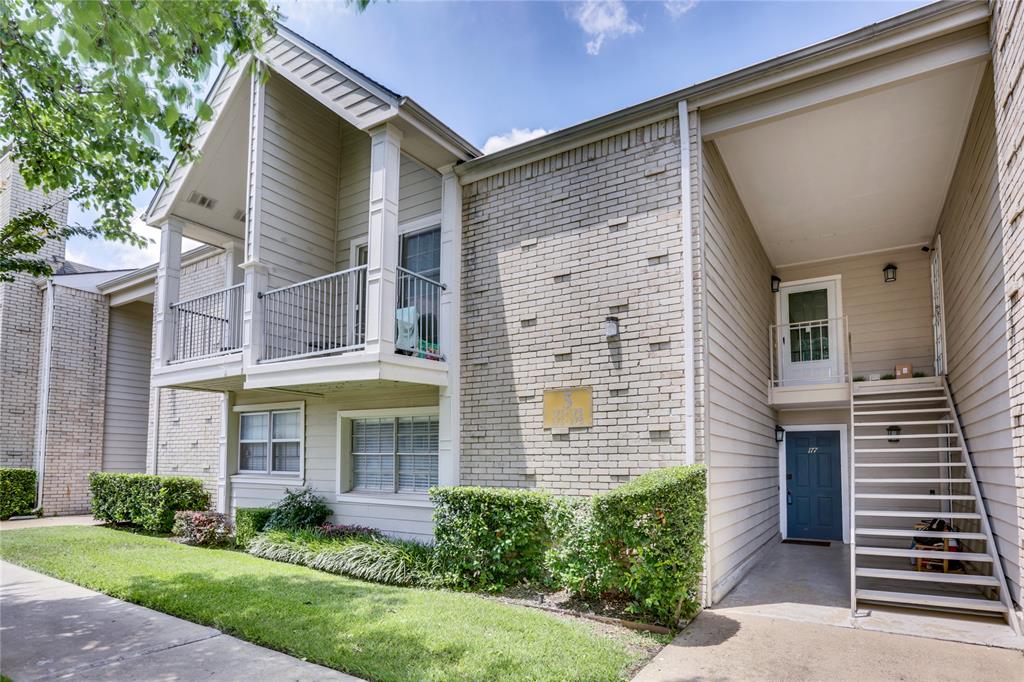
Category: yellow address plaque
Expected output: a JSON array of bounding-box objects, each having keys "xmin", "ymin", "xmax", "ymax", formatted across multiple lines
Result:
[{"xmin": 543, "ymin": 387, "xmax": 593, "ymax": 428}]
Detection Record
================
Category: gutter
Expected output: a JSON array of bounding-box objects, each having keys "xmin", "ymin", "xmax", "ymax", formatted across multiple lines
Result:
[
  {"xmin": 456, "ymin": 0, "xmax": 988, "ymax": 183},
  {"xmin": 33, "ymin": 281, "xmax": 55, "ymax": 511}
]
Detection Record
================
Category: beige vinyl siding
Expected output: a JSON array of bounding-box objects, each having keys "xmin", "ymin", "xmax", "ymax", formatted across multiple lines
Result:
[
  {"xmin": 335, "ymin": 123, "xmax": 371, "ymax": 270},
  {"xmin": 936, "ymin": 70, "xmax": 1021, "ymax": 602},
  {"xmin": 102, "ymin": 302, "xmax": 153, "ymax": 473},
  {"xmin": 259, "ymin": 74, "xmax": 340, "ymax": 289},
  {"xmin": 231, "ymin": 384, "xmax": 439, "ymax": 539},
  {"xmin": 702, "ymin": 141, "xmax": 779, "ymax": 600},
  {"xmin": 398, "ymin": 155, "xmax": 442, "ymax": 225},
  {"xmin": 778, "ymin": 247, "xmax": 934, "ymax": 378},
  {"xmin": 149, "ymin": 61, "xmax": 247, "ymax": 221}
]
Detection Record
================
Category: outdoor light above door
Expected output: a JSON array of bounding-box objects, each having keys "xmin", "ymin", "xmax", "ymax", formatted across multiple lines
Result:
[
  {"xmin": 771, "ymin": 275, "xmax": 781, "ymax": 293},
  {"xmin": 775, "ymin": 425, "xmax": 785, "ymax": 443},
  {"xmin": 883, "ymin": 263, "xmax": 898, "ymax": 282}
]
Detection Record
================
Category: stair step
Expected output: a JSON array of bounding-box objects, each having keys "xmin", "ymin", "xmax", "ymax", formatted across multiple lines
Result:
[
  {"xmin": 855, "ymin": 447, "xmax": 963, "ymax": 453},
  {"xmin": 856, "ymin": 589, "xmax": 1007, "ymax": 613},
  {"xmin": 856, "ymin": 567, "xmax": 999, "ymax": 586},
  {"xmin": 854, "ymin": 408, "xmax": 950, "ymax": 415},
  {"xmin": 855, "ymin": 528, "xmax": 988, "ymax": 541},
  {"xmin": 855, "ymin": 462, "xmax": 966, "ymax": 468},
  {"xmin": 855, "ymin": 386, "xmax": 944, "ymax": 396},
  {"xmin": 851, "ymin": 417, "xmax": 954, "ymax": 421},
  {"xmin": 854, "ymin": 493, "xmax": 974, "ymax": 500},
  {"xmin": 856, "ymin": 510, "xmax": 980, "ymax": 519},
  {"xmin": 855, "ymin": 478, "xmax": 969, "ymax": 484},
  {"xmin": 856, "ymin": 546, "xmax": 993, "ymax": 561},
  {"xmin": 852, "ymin": 397, "xmax": 950, "ymax": 405}
]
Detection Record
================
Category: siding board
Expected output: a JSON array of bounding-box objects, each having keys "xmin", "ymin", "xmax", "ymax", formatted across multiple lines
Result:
[{"xmin": 102, "ymin": 302, "xmax": 152, "ymax": 473}]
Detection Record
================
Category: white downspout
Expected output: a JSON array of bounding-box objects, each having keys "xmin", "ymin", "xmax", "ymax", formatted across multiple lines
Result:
[
  {"xmin": 33, "ymin": 281, "xmax": 55, "ymax": 510},
  {"xmin": 679, "ymin": 100, "xmax": 696, "ymax": 466}
]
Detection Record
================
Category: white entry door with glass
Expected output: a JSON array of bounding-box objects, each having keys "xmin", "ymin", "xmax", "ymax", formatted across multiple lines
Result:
[{"xmin": 777, "ymin": 278, "xmax": 844, "ymax": 386}]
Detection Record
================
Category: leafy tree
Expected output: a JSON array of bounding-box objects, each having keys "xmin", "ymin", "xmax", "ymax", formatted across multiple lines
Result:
[{"xmin": 0, "ymin": 0, "xmax": 278, "ymax": 281}]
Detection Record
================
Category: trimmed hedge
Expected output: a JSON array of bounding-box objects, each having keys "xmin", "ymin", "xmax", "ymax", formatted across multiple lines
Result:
[
  {"xmin": 234, "ymin": 507, "xmax": 274, "ymax": 548},
  {"xmin": 593, "ymin": 465, "xmax": 706, "ymax": 625},
  {"xmin": 89, "ymin": 472, "xmax": 209, "ymax": 532},
  {"xmin": 0, "ymin": 468, "xmax": 37, "ymax": 519},
  {"xmin": 430, "ymin": 486, "xmax": 551, "ymax": 590}
]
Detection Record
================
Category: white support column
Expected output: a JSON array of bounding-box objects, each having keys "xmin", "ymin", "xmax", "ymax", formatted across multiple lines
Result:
[
  {"xmin": 222, "ymin": 240, "xmax": 245, "ymax": 287},
  {"xmin": 216, "ymin": 391, "xmax": 234, "ymax": 513},
  {"xmin": 240, "ymin": 260, "xmax": 269, "ymax": 367},
  {"xmin": 154, "ymin": 217, "xmax": 184, "ymax": 367},
  {"xmin": 678, "ymin": 100, "xmax": 696, "ymax": 467},
  {"xmin": 364, "ymin": 123, "xmax": 403, "ymax": 357},
  {"xmin": 437, "ymin": 165, "xmax": 462, "ymax": 486}
]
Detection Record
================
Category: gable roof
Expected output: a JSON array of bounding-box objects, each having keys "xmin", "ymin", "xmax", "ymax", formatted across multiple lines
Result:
[{"xmin": 145, "ymin": 26, "xmax": 477, "ymax": 226}]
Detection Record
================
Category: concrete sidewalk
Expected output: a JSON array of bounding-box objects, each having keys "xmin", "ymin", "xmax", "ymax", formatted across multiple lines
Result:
[
  {"xmin": 0, "ymin": 514, "xmax": 101, "ymax": 531},
  {"xmin": 633, "ymin": 609, "xmax": 1024, "ymax": 682},
  {"xmin": 0, "ymin": 561, "xmax": 360, "ymax": 681}
]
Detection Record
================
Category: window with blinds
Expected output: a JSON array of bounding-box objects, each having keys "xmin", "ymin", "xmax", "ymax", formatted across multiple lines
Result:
[{"xmin": 352, "ymin": 416, "xmax": 438, "ymax": 493}]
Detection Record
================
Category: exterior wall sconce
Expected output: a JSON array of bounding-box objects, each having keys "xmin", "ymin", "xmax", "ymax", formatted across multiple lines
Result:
[
  {"xmin": 775, "ymin": 425, "xmax": 785, "ymax": 443},
  {"xmin": 883, "ymin": 263, "xmax": 898, "ymax": 283},
  {"xmin": 887, "ymin": 425, "xmax": 902, "ymax": 442},
  {"xmin": 604, "ymin": 316, "xmax": 620, "ymax": 338},
  {"xmin": 771, "ymin": 275, "xmax": 781, "ymax": 293}
]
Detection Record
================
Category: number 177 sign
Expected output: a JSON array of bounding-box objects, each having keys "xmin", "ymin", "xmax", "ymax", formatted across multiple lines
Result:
[{"xmin": 543, "ymin": 387, "xmax": 593, "ymax": 428}]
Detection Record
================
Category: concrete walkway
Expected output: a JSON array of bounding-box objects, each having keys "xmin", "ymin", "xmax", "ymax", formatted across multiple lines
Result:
[
  {"xmin": 0, "ymin": 562, "xmax": 360, "ymax": 681},
  {"xmin": 634, "ymin": 610, "xmax": 1024, "ymax": 681},
  {"xmin": 0, "ymin": 514, "xmax": 101, "ymax": 531}
]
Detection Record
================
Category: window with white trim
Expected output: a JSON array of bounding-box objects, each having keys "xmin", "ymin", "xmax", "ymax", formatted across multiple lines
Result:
[
  {"xmin": 351, "ymin": 416, "xmax": 438, "ymax": 492},
  {"xmin": 239, "ymin": 409, "xmax": 302, "ymax": 474}
]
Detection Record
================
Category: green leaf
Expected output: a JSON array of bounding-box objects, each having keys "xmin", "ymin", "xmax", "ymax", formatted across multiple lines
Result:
[{"xmin": 196, "ymin": 101, "xmax": 214, "ymax": 122}]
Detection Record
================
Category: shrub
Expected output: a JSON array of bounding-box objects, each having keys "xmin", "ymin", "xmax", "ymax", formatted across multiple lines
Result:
[
  {"xmin": 264, "ymin": 488, "xmax": 331, "ymax": 530},
  {"xmin": 315, "ymin": 522, "xmax": 382, "ymax": 540},
  {"xmin": 173, "ymin": 511, "xmax": 233, "ymax": 546},
  {"xmin": 544, "ymin": 496, "xmax": 612, "ymax": 597},
  {"xmin": 430, "ymin": 486, "xmax": 551, "ymax": 590},
  {"xmin": 0, "ymin": 468, "xmax": 37, "ymax": 519},
  {"xmin": 89, "ymin": 472, "xmax": 209, "ymax": 532},
  {"xmin": 248, "ymin": 528, "xmax": 436, "ymax": 587},
  {"xmin": 592, "ymin": 465, "xmax": 706, "ymax": 626},
  {"xmin": 234, "ymin": 507, "xmax": 274, "ymax": 548}
]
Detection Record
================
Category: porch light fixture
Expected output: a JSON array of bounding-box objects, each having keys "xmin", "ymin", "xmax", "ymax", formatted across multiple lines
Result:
[
  {"xmin": 887, "ymin": 425, "xmax": 902, "ymax": 442},
  {"xmin": 883, "ymin": 263, "xmax": 898, "ymax": 283},
  {"xmin": 775, "ymin": 425, "xmax": 785, "ymax": 443},
  {"xmin": 771, "ymin": 275, "xmax": 782, "ymax": 293},
  {"xmin": 604, "ymin": 316, "xmax": 620, "ymax": 338}
]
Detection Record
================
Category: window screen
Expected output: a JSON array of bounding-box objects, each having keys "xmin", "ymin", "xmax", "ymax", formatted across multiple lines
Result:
[
  {"xmin": 397, "ymin": 416, "xmax": 439, "ymax": 492},
  {"xmin": 352, "ymin": 418, "xmax": 395, "ymax": 491},
  {"xmin": 239, "ymin": 413, "xmax": 269, "ymax": 472},
  {"xmin": 239, "ymin": 409, "xmax": 301, "ymax": 475}
]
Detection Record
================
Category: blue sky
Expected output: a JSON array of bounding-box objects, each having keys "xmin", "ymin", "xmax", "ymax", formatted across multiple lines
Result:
[{"xmin": 67, "ymin": 0, "xmax": 929, "ymax": 270}]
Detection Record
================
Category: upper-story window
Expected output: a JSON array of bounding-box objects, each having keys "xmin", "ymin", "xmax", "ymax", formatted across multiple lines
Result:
[
  {"xmin": 400, "ymin": 227, "xmax": 440, "ymax": 282},
  {"xmin": 239, "ymin": 408, "xmax": 302, "ymax": 475}
]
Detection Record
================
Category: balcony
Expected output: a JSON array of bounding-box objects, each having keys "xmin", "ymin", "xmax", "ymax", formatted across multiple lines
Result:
[
  {"xmin": 169, "ymin": 284, "xmax": 244, "ymax": 362},
  {"xmin": 769, "ymin": 316, "xmax": 852, "ymax": 408}
]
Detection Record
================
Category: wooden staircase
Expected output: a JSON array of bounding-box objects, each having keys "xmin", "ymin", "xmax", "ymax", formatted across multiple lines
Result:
[{"xmin": 849, "ymin": 376, "xmax": 1021, "ymax": 634}]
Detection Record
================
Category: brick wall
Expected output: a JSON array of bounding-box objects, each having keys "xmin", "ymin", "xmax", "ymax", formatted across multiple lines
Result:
[
  {"xmin": 147, "ymin": 251, "xmax": 227, "ymax": 495},
  {"xmin": 991, "ymin": 0, "xmax": 1024, "ymax": 600},
  {"xmin": 40, "ymin": 286, "xmax": 108, "ymax": 514},
  {"xmin": 0, "ymin": 155, "xmax": 68, "ymax": 469},
  {"xmin": 460, "ymin": 117, "xmax": 687, "ymax": 495}
]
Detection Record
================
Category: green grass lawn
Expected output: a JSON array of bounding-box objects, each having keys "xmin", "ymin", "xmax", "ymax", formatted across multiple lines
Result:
[{"xmin": 0, "ymin": 526, "xmax": 658, "ymax": 681}]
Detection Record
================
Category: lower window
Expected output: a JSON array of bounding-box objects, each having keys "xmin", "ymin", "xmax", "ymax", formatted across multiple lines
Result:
[
  {"xmin": 239, "ymin": 409, "xmax": 302, "ymax": 475},
  {"xmin": 352, "ymin": 416, "xmax": 438, "ymax": 493}
]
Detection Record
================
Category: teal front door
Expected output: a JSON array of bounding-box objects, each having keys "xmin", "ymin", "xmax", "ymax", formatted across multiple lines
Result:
[{"xmin": 786, "ymin": 430, "xmax": 842, "ymax": 541}]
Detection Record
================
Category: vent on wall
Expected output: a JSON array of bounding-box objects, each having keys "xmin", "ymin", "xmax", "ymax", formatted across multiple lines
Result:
[
  {"xmin": 233, "ymin": 208, "xmax": 246, "ymax": 223},
  {"xmin": 186, "ymin": 190, "xmax": 218, "ymax": 210}
]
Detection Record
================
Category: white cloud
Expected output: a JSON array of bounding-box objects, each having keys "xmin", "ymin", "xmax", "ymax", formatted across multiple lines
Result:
[
  {"xmin": 277, "ymin": 0, "xmax": 353, "ymax": 31},
  {"xmin": 65, "ymin": 211, "xmax": 201, "ymax": 271},
  {"xmin": 481, "ymin": 127, "xmax": 551, "ymax": 155},
  {"xmin": 663, "ymin": 0, "xmax": 697, "ymax": 20},
  {"xmin": 568, "ymin": 1, "xmax": 642, "ymax": 56}
]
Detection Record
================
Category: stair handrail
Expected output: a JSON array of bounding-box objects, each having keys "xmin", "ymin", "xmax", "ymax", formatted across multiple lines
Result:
[
  {"xmin": 941, "ymin": 376, "xmax": 1021, "ymax": 635},
  {"xmin": 847, "ymin": 325, "xmax": 859, "ymax": 618}
]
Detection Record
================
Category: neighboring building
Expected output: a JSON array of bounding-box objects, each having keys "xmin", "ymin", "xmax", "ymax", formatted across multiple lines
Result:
[{"xmin": 0, "ymin": 154, "xmax": 225, "ymax": 513}]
